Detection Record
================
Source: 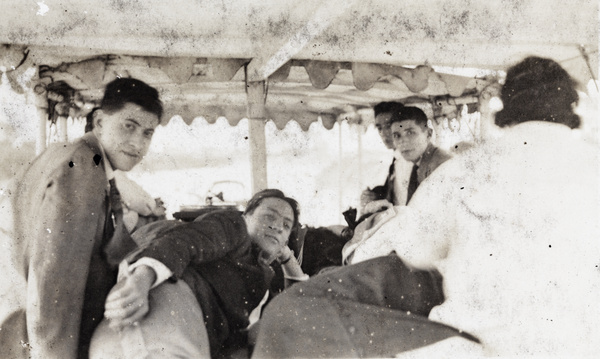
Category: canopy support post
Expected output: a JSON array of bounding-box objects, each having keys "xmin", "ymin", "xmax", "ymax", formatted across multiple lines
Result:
[
  {"xmin": 338, "ymin": 122, "xmax": 343, "ymax": 224},
  {"xmin": 33, "ymin": 84, "xmax": 48, "ymax": 154},
  {"xmin": 53, "ymin": 94, "xmax": 72, "ymax": 144},
  {"xmin": 357, "ymin": 123, "xmax": 363, "ymax": 201},
  {"xmin": 246, "ymin": 81, "xmax": 268, "ymax": 194},
  {"xmin": 57, "ymin": 116, "xmax": 68, "ymax": 143}
]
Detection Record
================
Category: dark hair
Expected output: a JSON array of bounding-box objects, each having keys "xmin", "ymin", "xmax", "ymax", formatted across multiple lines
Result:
[
  {"xmin": 374, "ymin": 101, "xmax": 405, "ymax": 117},
  {"xmin": 84, "ymin": 107, "xmax": 100, "ymax": 133},
  {"xmin": 389, "ymin": 106, "xmax": 428, "ymax": 128},
  {"xmin": 495, "ymin": 56, "xmax": 580, "ymax": 129},
  {"xmin": 244, "ymin": 189, "xmax": 300, "ymax": 242},
  {"xmin": 100, "ymin": 78, "xmax": 163, "ymax": 119}
]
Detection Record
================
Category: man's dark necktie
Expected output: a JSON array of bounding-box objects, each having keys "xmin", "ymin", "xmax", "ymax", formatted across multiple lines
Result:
[
  {"xmin": 384, "ymin": 158, "xmax": 396, "ymax": 203},
  {"xmin": 406, "ymin": 164, "xmax": 419, "ymax": 205},
  {"xmin": 104, "ymin": 178, "xmax": 137, "ymax": 267}
]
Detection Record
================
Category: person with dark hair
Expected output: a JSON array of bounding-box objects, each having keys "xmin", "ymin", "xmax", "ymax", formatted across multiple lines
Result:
[
  {"xmin": 359, "ymin": 104, "xmax": 451, "ymax": 220},
  {"xmin": 389, "ymin": 106, "xmax": 452, "ymax": 203},
  {"xmin": 359, "ymin": 101, "xmax": 414, "ymax": 212},
  {"xmin": 100, "ymin": 78, "xmax": 164, "ymax": 120},
  {"xmin": 343, "ymin": 106, "xmax": 452, "ymax": 259},
  {"xmin": 84, "ymin": 106, "xmax": 100, "ymax": 133},
  {"xmin": 0, "ymin": 77, "xmax": 163, "ymax": 359},
  {"xmin": 243, "ymin": 189, "xmax": 301, "ymax": 243},
  {"xmin": 85, "ymin": 107, "xmax": 166, "ymax": 234},
  {"xmin": 89, "ymin": 189, "xmax": 308, "ymax": 358},
  {"xmin": 373, "ymin": 101, "xmax": 403, "ymax": 150},
  {"xmin": 495, "ymin": 56, "xmax": 581, "ymax": 129},
  {"xmin": 252, "ymin": 57, "xmax": 599, "ymax": 357}
]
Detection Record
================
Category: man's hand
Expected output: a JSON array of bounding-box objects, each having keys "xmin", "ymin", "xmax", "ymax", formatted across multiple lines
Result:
[
  {"xmin": 104, "ymin": 265, "xmax": 156, "ymax": 330},
  {"xmin": 152, "ymin": 197, "xmax": 167, "ymax": 217},
  {"xmin": 277, "ymin": 245, "xmax": 294, "ymax": 264},
  {"xmin": 360, "ymin": 188, "xmax": 378, "ymax": 211},
  {"xmin": 363, "ymin": 199, "xmax": 393, "ymax": 215},
  {"xmin": 277, "ymin": 245, "xmax": 309, "ymax": 282}
]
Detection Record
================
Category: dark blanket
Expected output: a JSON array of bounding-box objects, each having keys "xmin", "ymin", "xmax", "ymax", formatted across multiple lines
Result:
[
  {"xmin": 300, "ymin": 227, "xmax": 349, "ymax": 276},
  {"xmin": 253, "ymin": 255, "xmax": 478, "ymax": 358}
]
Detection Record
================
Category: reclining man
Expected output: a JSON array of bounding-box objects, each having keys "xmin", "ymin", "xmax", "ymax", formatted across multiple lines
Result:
[
  {"xmin": 90, "ymin": 189, "xmax": 308, "ymax": 358},
  {"xmin": 252, "ymin": 56, "xmax": 600, "ymax": 358}
]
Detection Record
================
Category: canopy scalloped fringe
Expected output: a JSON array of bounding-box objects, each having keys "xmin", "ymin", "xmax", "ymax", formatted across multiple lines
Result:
[
  {"xmin": 3, "ymin": 51, "xmax": 492, "ymax": 131},
  {"xmin": 179, "ymin": 113, "xmax": 337, "ymax": 132},
  {"xmin": 196, "ymin": 115, "xmax": 338, "ymax": 132}
]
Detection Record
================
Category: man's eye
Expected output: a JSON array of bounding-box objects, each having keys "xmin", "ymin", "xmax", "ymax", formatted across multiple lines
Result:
[
  {"xmin": 144, "ymin": 131, "xmax": 154, "ymax": 139},
  {"xmin": 124, "ymin": 123, "xmax": 135, "ymax": 130}
]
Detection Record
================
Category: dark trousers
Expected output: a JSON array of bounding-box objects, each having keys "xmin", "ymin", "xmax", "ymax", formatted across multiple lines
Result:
[{"xmin": 252, "ymin": 255, "xmax": 478, "ymax": 358}]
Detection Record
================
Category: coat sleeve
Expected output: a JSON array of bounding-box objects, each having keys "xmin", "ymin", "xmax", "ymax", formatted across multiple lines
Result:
[
  {"xmin": 133, "ymin": 214, "xmax": 246, "ymax": 278},
  {"xmin": 26, "ymin": 148, "xmax": 107, "ymax": 359}
]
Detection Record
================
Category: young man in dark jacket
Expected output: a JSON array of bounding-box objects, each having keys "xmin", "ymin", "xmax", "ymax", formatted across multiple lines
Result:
[{"xmin": 90, "ymin": 189, "xmax": 307, "ymax": 358}]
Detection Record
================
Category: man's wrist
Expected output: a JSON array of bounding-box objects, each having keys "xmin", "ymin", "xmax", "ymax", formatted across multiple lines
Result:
[
  {"xmin": 128, "ymin": 257, "xmax": 173, "ymax": 288},
  {"xmin": 278, "ymin": 247, "xmax": 294, "ymax": 264},
  {"xmin": 132, "ymin": 265, "xmax": 157, "ymax": 290}
]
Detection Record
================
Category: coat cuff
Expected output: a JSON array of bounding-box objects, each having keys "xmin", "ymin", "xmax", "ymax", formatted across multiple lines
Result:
[{"xmin": 125, "ymin": 257, "xmax": 174, "ymax": 289}]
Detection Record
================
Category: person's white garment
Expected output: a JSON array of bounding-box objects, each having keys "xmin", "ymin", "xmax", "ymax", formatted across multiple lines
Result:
[
  {"xmin": 392, "ymin": 150, "xmax": 413, "ymax": 206},
  {"xmin": 113, "ymin": 171, "xmax": 161, "ymax": 216},
  {"xmin": 113, "ymin": 171, "xmax": 164, "ymax": 232},
  {"xmin": 341, "ymin": 205, "xmax": 403, "ymax": 264},
  {"xmin": 350, "ymin": 122, "xmax": 600, "ymax": 357},
  {"xmin": 361, "ymin": 152, "xmax": 413, "ymax": 215}
]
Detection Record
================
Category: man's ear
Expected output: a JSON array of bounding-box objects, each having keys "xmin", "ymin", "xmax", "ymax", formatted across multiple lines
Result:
[
  {"xmin": 423, "ymin": 125, "xmax": 433, "ymax": 138},
  {"xmin": 93, "ymin": 109, "xmax": 104, "ymax": 130}
]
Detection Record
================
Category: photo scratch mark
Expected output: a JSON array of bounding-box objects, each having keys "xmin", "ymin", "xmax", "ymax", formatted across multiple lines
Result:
[{"xmin": 36, "ymin": 2, "xmax": 49, "ymax": 16}]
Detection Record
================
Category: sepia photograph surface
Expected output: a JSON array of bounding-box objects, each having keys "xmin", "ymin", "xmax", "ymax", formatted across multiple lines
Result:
[{"xmin": 0, "ymin": 1, "xmax": 598, "ymax": 358}]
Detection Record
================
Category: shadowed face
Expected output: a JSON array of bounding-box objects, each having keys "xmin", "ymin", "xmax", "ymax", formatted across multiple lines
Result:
[
  {"xmin": 374, "ymin": 113, "xmax": 394, "ymax": 149},
  {"xmin": 391, "ymin": 119, "xmax": 431, "ymax": 163},
  {"xmin": 244, "ymin": 197, "xmax": 294, "ymax": 263},
  {"xmin": 93, "ymin": 102, "xmax": 159, "ymax": 171}
]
